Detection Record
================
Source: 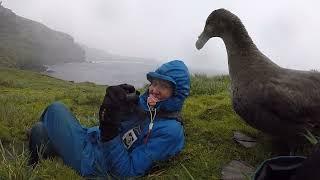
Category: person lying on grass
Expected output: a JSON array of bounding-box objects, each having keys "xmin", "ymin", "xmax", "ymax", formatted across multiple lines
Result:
[{"xmin": 28, "ymin": 60, "xmax": 190, "ymax": 178}]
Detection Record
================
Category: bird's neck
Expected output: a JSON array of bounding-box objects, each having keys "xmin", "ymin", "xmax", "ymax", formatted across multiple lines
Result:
[
  {"xmin": 222, "ymin": 23, "xmax": 259, "ymax": 61},
  {"xmin": 221, "ymin": 23, "xmax": 276, "ymax": 83}
]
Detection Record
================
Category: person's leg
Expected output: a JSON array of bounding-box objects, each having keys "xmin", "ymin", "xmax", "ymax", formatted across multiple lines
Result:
[{"xmin": 39, "ymin": 102, "xmax": 87, "ymax": 172}]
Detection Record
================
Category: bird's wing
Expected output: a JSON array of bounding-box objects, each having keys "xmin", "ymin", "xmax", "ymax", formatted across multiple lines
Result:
[{"xmin": 258, "ymin": 71, "xmax": 320, "ymax": 125}]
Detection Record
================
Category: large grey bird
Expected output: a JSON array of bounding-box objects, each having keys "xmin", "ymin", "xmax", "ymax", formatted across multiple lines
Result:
[{"xmin": 196, "ymin": 9, "xmax": 320, "ymax": 146}]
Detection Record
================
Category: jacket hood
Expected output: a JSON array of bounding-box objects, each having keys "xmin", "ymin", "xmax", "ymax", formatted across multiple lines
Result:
[{"xmin": 139, "ymin": 60, "xmax": 190, "ymax": 112}]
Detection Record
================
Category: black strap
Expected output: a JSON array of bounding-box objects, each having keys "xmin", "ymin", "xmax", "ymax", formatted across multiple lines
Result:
[
  {"xmin": 156, "ymin": 111, "xmax": 183, "ymax": 125},
  {"xmin": 135, "ymin": 107, "xmax": 183, "ymax": 125}
]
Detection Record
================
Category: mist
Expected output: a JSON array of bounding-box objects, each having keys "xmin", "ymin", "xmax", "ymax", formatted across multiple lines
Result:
[{"xmin": 3, "ymin": 0, "xmax": 320, "ymax": 73}]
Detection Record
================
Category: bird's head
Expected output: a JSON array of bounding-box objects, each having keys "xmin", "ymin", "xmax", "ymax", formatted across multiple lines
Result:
[{"xmin": 196, "ymin": 8, "xmax": 240, "ymax": 50}]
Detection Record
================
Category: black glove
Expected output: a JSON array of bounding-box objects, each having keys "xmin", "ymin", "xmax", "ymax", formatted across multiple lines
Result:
[{"xmin": 99, "ymin": 84, "xmax": 140, "ymax": 142}]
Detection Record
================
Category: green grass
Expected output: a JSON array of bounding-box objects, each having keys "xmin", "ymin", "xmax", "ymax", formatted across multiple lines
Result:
[{"xmin": 0, "ymin": 67, "xmax": 274, "ymax": 179}]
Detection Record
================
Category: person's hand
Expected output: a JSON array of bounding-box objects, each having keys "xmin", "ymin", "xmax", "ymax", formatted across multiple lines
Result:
[
  {"xmin": 120, "ymin": 84, "xmax": 140, "ymax": 111},
  {"xmin": 99, "ymin": 84, "xmax": 139, "ymax": 142},
  {"xmin": 101, "ymin": 84, "xmax": 139, "ymax": 111},
  {"xmin": 102, "ymin": 85, "xmax": 128, "ymax": 109},
  {"xmin": 119, "ymin": 84, "xmax": 136, "ymax": 94},
  {"xmin": 147, "ymin": 94, "xmax": 159, "ymax": 106}
]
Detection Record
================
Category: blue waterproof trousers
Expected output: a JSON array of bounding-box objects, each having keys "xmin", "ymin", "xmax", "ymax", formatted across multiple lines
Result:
[{"xmin": 29, "ymin": 102, "xmax": 87, "ymax": 173}]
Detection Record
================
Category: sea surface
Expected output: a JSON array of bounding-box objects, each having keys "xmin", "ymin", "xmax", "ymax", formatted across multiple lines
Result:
[
  {"xmin": 45, "ymin": 60, "xmax": 227, "ymax": 88},
  {"xmin": 45, "ymin": 60, "xmax": 159, "ymax": 88}
]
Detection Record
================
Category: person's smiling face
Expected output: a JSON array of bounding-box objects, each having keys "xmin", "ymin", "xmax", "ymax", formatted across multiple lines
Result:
[{"xmin": 148, "ymin": 79, "xmax": 173, "ymax": 101}]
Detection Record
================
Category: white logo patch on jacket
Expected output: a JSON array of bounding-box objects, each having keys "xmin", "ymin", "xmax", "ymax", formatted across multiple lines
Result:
[{"xmin": 122, "ymin": 129, "xmax": 138, "ymax": 149}]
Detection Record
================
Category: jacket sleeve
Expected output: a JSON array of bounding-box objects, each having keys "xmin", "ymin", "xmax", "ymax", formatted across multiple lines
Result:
[{"xmin": 98, "ymin": 121, "xmax": 184, "ymax": 177}]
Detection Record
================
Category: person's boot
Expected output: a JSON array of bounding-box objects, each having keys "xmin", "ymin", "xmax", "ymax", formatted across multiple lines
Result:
[{"xmin": 28, "ymin": 122, "xmax": 55, "ymax": 166}]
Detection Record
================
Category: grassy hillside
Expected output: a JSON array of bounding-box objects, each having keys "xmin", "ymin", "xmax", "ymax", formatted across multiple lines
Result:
[
  {"xmin": 0, "ymin": 67, "xmax": 273, "ymax": 179},
  {"xmin": 0, "ymin": 5, "xmax": 85, "ymax": 71}
]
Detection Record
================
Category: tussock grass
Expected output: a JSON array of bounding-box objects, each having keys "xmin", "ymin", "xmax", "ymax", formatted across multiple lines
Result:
[
  {"xmin": 0, "ymin": 141, "xmax": 83, "ymax": 179},
  {"xmin": 190, "ymin": 74, "xmax": 230, "ymax": 96},
  {"xmin": 0, "ymin": 67, "xmax": 274, "ymax": 179}
]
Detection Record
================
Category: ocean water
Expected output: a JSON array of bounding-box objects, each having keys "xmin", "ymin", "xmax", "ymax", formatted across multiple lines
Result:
[
  {"xmin": 45, "ymin": 61, "xmax": 159, "ymax": 88},
  {"xmin": 45, "ymin": 60, "xmax": 227, "ymax": 88}
]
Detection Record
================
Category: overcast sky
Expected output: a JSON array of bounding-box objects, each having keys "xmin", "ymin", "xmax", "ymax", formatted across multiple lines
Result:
[{"xmin": 2, "ymin": 0, "xmax": 320, "ymax": 73}]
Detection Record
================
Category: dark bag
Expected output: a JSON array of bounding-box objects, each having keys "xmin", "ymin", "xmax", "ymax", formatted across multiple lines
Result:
[
  {"xmin": 254, "ymin": 144, "xmax": 320, "ymax": 180},
  {"xmin": 253, "ymin": 156, "xmax": 306, "ymax": 180}
]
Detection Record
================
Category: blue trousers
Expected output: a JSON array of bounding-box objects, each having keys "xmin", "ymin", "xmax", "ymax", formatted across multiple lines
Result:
[{"xmin": 29, "ymin": 102, "xmax": 87, "ymax": 173}]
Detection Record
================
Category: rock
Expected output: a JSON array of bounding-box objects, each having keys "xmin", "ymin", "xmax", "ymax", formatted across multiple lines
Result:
[
  {"xmin": 233, "ymin": 131, "xmax": 257, "ymax": 148},
  {"xmin": 222, "ymin": 160, "xmax": 254, "ymax": 180}
]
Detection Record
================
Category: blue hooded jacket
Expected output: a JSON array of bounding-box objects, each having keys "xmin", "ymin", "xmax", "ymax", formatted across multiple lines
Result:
[{"xmin": 81, "ymin": 60, "xmax": 190, "ymax": 177}]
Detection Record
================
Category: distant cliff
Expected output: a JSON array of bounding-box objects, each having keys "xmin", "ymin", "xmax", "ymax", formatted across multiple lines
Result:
[{"xmin": 0, "ymin": 4, "xmax": 85, "ymax": 71}]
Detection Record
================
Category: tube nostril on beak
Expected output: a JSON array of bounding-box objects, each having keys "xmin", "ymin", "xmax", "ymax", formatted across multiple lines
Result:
[{"xmin": 195, "ymin": 39, "xmax": 204, "ymax": 50}]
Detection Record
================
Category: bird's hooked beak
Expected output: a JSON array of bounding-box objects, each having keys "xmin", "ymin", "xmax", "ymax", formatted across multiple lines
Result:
[{"xmin": 195, "ymin": 31, "xmax": 210, "ymax": 50}]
